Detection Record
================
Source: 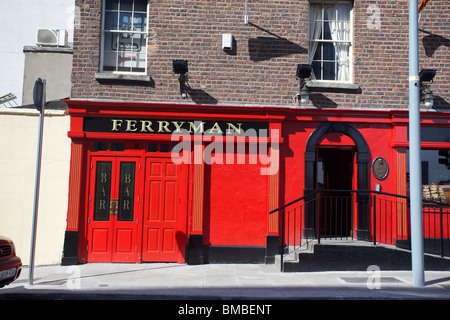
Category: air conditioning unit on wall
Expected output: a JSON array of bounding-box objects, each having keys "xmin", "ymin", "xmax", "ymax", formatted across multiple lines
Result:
[{"xmin": 36, "ymin": 29, "xmax": 68, "ymax": 47}]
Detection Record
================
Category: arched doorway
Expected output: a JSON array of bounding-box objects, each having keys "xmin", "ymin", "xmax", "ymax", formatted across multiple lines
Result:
[{"xmin": 304, "ymin": 122, "xmax": 370, "ymax": 240}]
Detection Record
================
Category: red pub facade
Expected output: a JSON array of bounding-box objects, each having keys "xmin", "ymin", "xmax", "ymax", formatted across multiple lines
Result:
[{"xmin": 61, "ymin": 0, "xmax": 450, "ymax": 266}]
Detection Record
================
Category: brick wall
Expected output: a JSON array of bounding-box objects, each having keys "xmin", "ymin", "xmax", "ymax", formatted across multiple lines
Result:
[{"xmin": 71, "ymin": 0, "xmax": 449, "ymax": 110}]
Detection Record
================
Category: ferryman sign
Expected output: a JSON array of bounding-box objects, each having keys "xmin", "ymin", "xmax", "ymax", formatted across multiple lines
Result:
[{"xmin": 84, "ymin": 117, "xmax": 269, "ymax": 137}]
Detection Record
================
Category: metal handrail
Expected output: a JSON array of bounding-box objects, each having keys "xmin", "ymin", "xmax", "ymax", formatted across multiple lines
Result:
[
  {"xmin": 270, "ymin": 189, "xmax": 450, "ymax": 271},
  {"xmin": 270, "ymin": 188, "xmax": 449, "ymax": 215}
]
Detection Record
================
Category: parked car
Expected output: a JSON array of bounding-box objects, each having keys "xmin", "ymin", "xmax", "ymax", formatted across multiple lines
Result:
[{"xmin": 0, "ymin": 236, "xmax": 22, "ymax": 288}]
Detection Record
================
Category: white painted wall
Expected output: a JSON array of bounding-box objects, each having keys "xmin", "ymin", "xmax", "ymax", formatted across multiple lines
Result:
[
  {"xmin": 0, "ymin": 108, "xmax": 71, "ymax": 265},
  {"xmin": 0, "ymin": 0, "xmax": 75, "ymax": 106}
]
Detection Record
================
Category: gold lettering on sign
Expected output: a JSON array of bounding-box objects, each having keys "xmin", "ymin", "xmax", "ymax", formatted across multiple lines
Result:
[
  {"xmin": 227, "ymin": 122, "xmax": 242, "ymax": 134},
  {"xmin": 172, "ymin": 121, "xmax": 185, "ymax": 133},
  {"xmin": 124, "ymin": 174, "xmax": 132, "ymax": 184},
  {"xmin": 111, "ymin": 119, "xmax": 123, "ymax": 131},
  {"xmin": 126, "ymin": 120, "xmax": 138, "ymax": 132},
  {"xmin": 189, "ymin": 121, "xmax": 205, "ymax": 134},
  {"xmin": 208, "ymin": 122, "xmax": 223, "ymax": 134},
  {"xmin": 158, "ymin": 121, "xmax": 171, "ymax": 133},
  {"xmin": 123, "ymin": 200, "xmax": 130, "ymax": 210},
  {"xmin": 108, "ymin": 118, "xmax": 252, "ymax": 136},
  {"xmin": 141, "ymin": 120, "xmax": 154, "ymax": 133},
  {"xmin": 99, "ymin": 199, "xmax": 106, "ymax": 210},
  {"xmin": 101, "ymin": 173, "xmax": 108, "ymax": 183}
]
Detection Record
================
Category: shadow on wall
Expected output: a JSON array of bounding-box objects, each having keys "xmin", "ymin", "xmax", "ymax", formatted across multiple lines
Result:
[
  {"xmin": 419, "ymin": 29, "xmax": 450, "ymax": 109},
  {"xmin": 420, "ymin": 29, "xmax": 450, "ymax": 57},
  {"xmin": 247, "ymin": 22, "xmax": 307, "ymax": 62}
]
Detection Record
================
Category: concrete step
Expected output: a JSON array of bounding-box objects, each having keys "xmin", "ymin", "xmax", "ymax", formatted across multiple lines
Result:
[{"xmin": 280, "ymin": 239, "xmax": 450, "ymax": 272}]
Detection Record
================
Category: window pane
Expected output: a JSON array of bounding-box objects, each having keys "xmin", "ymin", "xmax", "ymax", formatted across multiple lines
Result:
[
  {"xmin": 119, "ymin": 12, "xmax": 133, "ymax": 31},
  {"xmin": 118, "ymin": 162, "xmax": 135, "ymax": 221},
  {"xmin": 113, "ymin": 33, "xmax": 135, "ymax": 51},
  {"xmin": 322, "ymin": 42, "xmax": 335, "ymax": 61},
  {"xmin": 160, "ymin": 144, "xmax": 169, "ymax": 153},
  {"xmin": 336, "ymin": 4, "xmax": 351, "ymax": 22},
  {"xmin": 308, "ymin": 2, "xmax": 351, "ymax": 82},
  {"xmin": 94, "ymin": 142, "xmax": 108, "ymax": 151},
  {"xmin": 94, "ymin": 162, "xmax": 112, "ymax": 221},
  {"xmin": 323, "ymin": 21, "xmax": 332, "ymax": 40},
  {"xmin": 132, "ymin": 13, "xmax": 144, "ymax": 31},
  {"xmin": 120, "ymin": 0, "xmax": 133, "ymax": 11},
  {"xmin": 322, "ymin": 61, "xmax": 336, "ymax": 81},
  {"xmin": 104, "ymin": 12, "xmax": 118, "ymax": 31},
  {"xmin": 105, "ymin": 0, "xmax": 118, "ymax": 10},
  {"xmin": 337, "ymin": 59, "xmax": 349, "ymax": 81},
  {"xmin": 102, "ymin": 0, "xmax": 147, "ymax": 73},
  {"xmin": 111, "ymin": 143, "xmax": 124, "ymax": 151},
  {"xmin": 312, "ymin": 60, "xmax": 322, "ymax": 80},
  {"xmin": 407, "ymin": 150, "xmax": 450, "ymax": 204},
  {"xmin": 134, "ymin": 0, "xmax": 147, "ymax": 12}
]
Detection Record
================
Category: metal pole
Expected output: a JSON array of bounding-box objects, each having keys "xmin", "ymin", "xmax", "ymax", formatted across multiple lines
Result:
[
  {"xmin": 373, "ymin": 194, "xmax": 377, "ymax": 246},
  {"xmin": 408, "ymin": 0, "xmax": 425, "ymax": 287},
  {"xmin": 29, "ymin": 80, "xmax": 46, "ymax": 285},
  {"xmin": 280, "ymin": 209, "xmax": 285, "ymax": 272}
]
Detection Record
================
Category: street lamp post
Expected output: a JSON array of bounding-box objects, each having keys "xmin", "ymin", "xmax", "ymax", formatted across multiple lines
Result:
[{"xmin": 408, "ymin": 0, "xmax": 425, "ymax": 287}]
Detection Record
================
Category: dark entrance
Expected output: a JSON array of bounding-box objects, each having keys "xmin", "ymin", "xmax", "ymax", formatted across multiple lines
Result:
[
  {"xmin": 317, "ymin": 148, "xmax": 354, "ymax": 238},
  {"xmin": 304, "ymin": 122, "xmax": 370, "ymax": 240}
]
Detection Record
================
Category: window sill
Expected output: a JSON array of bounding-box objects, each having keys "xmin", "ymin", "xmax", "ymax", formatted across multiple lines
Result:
[
  {"xmin": 95, "ymin": 73, "xmax": 151, "ymax": 82},
  {"xmin": 306, "ymin": 81, "xmax": 360, "ymax": 91}
]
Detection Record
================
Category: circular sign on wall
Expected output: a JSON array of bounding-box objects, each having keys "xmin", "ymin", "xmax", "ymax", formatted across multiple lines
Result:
[{"xmin": 372, "ymin": 157, "xmax": 389, "ymax": 180}]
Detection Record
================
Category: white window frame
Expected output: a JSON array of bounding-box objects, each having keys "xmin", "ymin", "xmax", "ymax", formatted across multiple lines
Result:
[
  {"xmin": 308, "ymin": 0, "xmax": 354, "ymax": 84},
  {"xmin": 100, "ymin": 0, "xmax": 149, "ymax": 75}
]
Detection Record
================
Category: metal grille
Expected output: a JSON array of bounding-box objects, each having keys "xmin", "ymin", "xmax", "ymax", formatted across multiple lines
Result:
[{"xmin": 0, "ymin": 244, "xmax": 12, "ymax": 258}]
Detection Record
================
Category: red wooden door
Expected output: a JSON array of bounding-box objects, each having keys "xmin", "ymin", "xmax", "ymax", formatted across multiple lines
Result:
[
  {"xmin": 142, "ymin": 157, "xmax": 187, "ymax": 262},
  {"xmin": 87, "ymin": 157, "xmax": 142, "ymax": 263}
]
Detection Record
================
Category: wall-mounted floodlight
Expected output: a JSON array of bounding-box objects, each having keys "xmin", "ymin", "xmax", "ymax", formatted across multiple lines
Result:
[
  {"xmin": 419, "ymin": 69, "xmax": 436, "ymax": 108},
  {"xmin": 296, "ymin": 64, "xmax": 313, "ymax": 104},
  {"xmin": 173, "ymin": 59, "xmax": 189, "ymax": 98},
  {"xmin": 173, "ymin": 59, "xmax": 188, "ymax": 75}
]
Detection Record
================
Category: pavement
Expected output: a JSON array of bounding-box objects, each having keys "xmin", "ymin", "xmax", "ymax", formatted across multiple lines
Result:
[{"xmin": 1, "ymin": 262, "xmax": 450, "ymax": 301}]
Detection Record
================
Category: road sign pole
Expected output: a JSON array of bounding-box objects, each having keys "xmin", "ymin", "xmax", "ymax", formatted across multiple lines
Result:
[{"xmin": 29, "ymin": 79, "xmax": 46, "ymax": 285}]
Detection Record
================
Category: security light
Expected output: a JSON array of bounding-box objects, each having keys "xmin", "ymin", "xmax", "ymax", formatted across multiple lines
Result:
[
  {"xmin": 173, "ymin": 59, "xmax": 188, "ymax": 74},
  {"xmin": 296, "ymin": 64, "xmax": 313, "ymax": 80},
  {"xmin": 296, "ymin": 64, "xmax": 313, "ymax": 105},
  {"xmin": 422, "ymin": 92, "xmax": 434, "ymax": 108},
  {"xmin": 419, "ymin": 69, "xmax": 437, "ymax": 107},
  {"xmin": 419, "ymin": 69, "xmax": 436, "ymax": 82},
  {"xmin": 173, "ymin": 59, "xmax": 189, "ymax": 98}
]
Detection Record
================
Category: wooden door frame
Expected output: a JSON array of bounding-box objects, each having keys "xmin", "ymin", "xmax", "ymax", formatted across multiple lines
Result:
[{"xmin": 86, "ymin": 155, "xmax": 144, "ymax": 263}]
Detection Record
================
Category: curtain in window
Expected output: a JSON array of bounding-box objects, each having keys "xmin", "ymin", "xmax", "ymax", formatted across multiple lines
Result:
[
  {"xmin": 308, "ymin": 6, "xmax": 323, "ymax": 80},
  {"xmin": 326, "ymin": 4, "xmax": 350, "ymax": 82}
]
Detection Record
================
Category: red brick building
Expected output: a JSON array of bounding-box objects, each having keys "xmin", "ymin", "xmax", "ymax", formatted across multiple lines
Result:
[{"xmin": 62, "ymin": 0, "xmax": 450, "ymax": 265}]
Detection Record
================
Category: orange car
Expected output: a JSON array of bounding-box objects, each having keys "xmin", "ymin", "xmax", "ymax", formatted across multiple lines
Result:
[{"xmin": 0, "ymin": 236, "xmax": 22, "ymax": 288}]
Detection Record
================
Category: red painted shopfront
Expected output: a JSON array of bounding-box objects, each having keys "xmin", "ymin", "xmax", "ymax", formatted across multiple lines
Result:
[{"xmin": 61, "ymin": 99, "xmax": 450, "ymax": 265}]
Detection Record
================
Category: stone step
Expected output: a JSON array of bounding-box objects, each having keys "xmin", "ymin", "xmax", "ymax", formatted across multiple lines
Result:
[{"xmin": 277, "ymin": 239, "xmax": 450, "ymax": 272}]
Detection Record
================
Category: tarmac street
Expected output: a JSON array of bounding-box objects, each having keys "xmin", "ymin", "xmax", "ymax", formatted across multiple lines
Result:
[{"xmin": 1, "ymin": 263, "xmax": 450, "ymax": 301}]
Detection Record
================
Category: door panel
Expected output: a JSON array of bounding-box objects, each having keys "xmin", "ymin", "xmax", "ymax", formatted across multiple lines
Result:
[
  {"xmin": 142, "ymin": 157, "xmax": 187, "ymax": 262},
  {"xmin": 91, "ymin": 228, "xmax": 110, "ymax": 253},
  {"xmin": 87, "ymin": 157, "xmax": 141, "ymax": 263}
]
